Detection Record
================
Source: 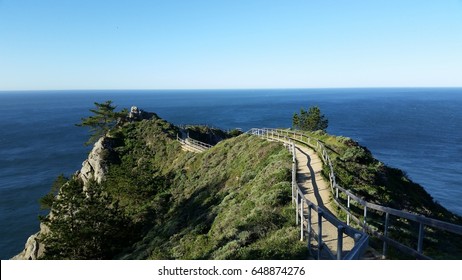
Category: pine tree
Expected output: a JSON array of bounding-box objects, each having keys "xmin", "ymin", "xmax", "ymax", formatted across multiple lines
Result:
[
  {"xmin": 39, "ymin": 174, "xmax": 68, "ymax": 210},
  {"xmin": 41, "ymin": 178, "xmax": 131, "ymax": 259},
  {"xmin": 76, "ymin": 100, "xmax": 126, "ymax": 145},
  {"xmin": 292, "ymin": 106, "xmax": 328, "ymax": 131}
]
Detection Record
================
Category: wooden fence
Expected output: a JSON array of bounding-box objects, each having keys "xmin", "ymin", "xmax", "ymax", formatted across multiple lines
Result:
[
  {"xmin": 248, "ymin": 128, "xmax": 369, "ymax": 260},
  {"xmin": 250, "ymin": 128, "xmax": 462, "ymax": 259},
  {"xmin": 177, "ymin": 135, "xmax": 212, "ymax": 152}
]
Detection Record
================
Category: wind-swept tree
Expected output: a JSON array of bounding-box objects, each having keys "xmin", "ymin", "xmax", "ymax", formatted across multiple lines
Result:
[
  {"xmin": 292, "ymin": 106, "xmax": 328, "ymax": 131},
  {"xmin": 76, "ymin": 101, "xmax": 126, "ymax": 145}
]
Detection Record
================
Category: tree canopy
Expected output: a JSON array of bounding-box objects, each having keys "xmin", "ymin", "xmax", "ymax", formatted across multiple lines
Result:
[
  {"xmin": 292, "ymin": 106, "xmax": 328, "ymax": 131},
  {"xmin": 76, "ymin": 100, "xmax": 126, "ymax": 145},
  {"xmin": 40, "ymin": 178, "xmax": 132, "ymax": 259}
]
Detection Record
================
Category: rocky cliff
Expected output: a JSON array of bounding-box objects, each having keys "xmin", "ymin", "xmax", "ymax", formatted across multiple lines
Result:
[
  {"xmin": 78, "ymin": 137, "xmax": 114, "ymax": 186},
  {"xmin": 12, "ymin": 136, "xmax": 112, "ymax": 260},
  {"xmin": 12, "ymin": 105, "xmax": 156, "ymax": 260}
]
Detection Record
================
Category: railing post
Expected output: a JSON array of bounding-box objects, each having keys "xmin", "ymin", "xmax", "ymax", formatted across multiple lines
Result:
[
  {"xmin": 337, "ymin": 225, "xmax": 344, "ymax": 260},
  {"xmin": 291, "ymin": 180, "xmax": 295, "ymax": 205},
  {"xmin": 417, "ymin": 222, "xmax": 424, "ymax": 254},
  {"xmin": 347, "ymin": 195, "xmax": 351, "ymax": 226},
  {"xmin": 295, "ymin": 190, "xmax": 299, "ymax": 225},
  {"xmin": 383, "ymin": 212, "xmax": 389, "ymax": 258},
  {"xmin": 317, "ymin": 209, "xmax": 323, "ymax": 260},
  {"xmin": 292, "ymin": 161, "xmax": 296, "ymax": 177},
  {"xmin": 300, "ymin": 199, "xmax": 304, "ymax": 241},
  {"xmin": 307, "ymin": 204, "xmax": 312, "ymax": 252},
  {"xmin": 363, "ymin": 205, "xmax": 367, "ymax": 231}
]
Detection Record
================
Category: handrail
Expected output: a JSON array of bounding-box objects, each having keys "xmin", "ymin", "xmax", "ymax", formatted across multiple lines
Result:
[
  {"xmin": 186, "ymin": 137, "xmax": 213, "ymax": 149},
  {"xmin": 177, "ymin": 135, "xmax": 213, "ymax": 152},
  {"xmin": 247, "ymin": 128, "xmax": 369, "ymax": 260},
  {"xmin": 250, "ymin": 128, "xmax": 462, "ymax": 259}
]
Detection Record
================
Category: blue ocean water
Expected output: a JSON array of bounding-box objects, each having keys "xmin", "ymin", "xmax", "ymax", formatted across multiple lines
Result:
[{"xmin": 0, "ymin": 88, "xmax": 461, "ymax": 259}]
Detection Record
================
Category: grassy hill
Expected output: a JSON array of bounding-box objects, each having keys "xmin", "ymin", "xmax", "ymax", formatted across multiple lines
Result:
[
  {"xmin": 299, "ymin": 130, "xmax": 462, "ymax": 259},
  {"xmin": 41, "ymin": 115, "xmax": 306, "ymax": 259},
  {"xmin": 38, "ymin": 113, "xmax": 462, "ymax": 259}
]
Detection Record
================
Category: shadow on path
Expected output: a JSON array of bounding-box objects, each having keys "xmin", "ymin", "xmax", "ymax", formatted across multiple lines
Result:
[{"xmin": 297, "ymin": 147, "xmax": 325, "ymax": 208}]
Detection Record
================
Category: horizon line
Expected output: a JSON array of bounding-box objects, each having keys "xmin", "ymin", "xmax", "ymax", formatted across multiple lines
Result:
[{"xmin": 1, "ymin": 86, "xmax": 462, "ymax": 92}]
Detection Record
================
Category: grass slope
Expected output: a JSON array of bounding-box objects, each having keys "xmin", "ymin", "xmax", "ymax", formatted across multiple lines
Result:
[
  {"xmin": 101, "ymin": 117, "xmax": 306, "ymax": 259},
  {"xmin": 299, "ymin": 130, "xmax": 462, "ymax": 259}
]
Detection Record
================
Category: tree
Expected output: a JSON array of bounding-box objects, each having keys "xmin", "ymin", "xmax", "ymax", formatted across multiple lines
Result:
[
  {"xmin": 292, "ymin": 106, "xmax": 328, "ymax": 131},
  {"xmin": 41, "ymin": 178, "xmax": 132, "ymax": 259},
  {"xmin": 39, "ymin": 174, "xmax": 68, "ymax": 210},
  {"xmin": 76, "ymin": 101, "xmax": 126, "ymax": 145}
]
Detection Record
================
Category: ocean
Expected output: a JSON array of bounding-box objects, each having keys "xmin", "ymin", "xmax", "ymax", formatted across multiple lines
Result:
[{"xmin": 0, "ymin": 88, "xmax": 461, "ymax": 259}]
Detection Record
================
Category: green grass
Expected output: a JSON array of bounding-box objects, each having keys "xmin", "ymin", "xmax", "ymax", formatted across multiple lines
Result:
[
  {"xmin": 86, "ymin": 117, "xmax": 307, "ymax": 259},
  {"xmin": 289, "ymin": 129, "xmax": 462, "ymax": 259},
  {"xmin": 41, "ymin": 114, "xmax": 462, "ymax": 260}
]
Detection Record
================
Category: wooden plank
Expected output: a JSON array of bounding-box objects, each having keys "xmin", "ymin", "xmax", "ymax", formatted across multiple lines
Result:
[
  {"xmin": 343, "ymin": 233, "xmax": 369, "ymax": 260},
  {"xmin": 368, "ymin": 227, "xmax": 431, "ymax": 260},
  {"xmin": 417, "ymin": 223, "xmax": 424, "ymax": 254},
  {"xmin": 383, "ymin": 212, "xmax": 389, "ymax": 257}
]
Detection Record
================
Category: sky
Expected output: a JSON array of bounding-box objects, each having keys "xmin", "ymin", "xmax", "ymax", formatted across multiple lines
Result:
[{"xmin": 0, "ymin": 0, "xmax": 462, "ymax": 90}]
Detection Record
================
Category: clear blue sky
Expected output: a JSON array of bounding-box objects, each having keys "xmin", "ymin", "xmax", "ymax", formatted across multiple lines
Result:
[{"xmin": 1, "ymin": 0, "xmax": 462, "ymax": 90}]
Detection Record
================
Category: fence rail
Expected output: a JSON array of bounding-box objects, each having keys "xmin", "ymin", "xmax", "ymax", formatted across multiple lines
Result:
[
  {"xmin": 250, "ymin": 128, "xmax": 462, "ymax": 259},
  {"xmin": 248, "ymin": 128, "xmax": 369, "ymax": 260},
  {"xmin": 177, "ymin": 135, "xmax": 213, "ymax": 152}
]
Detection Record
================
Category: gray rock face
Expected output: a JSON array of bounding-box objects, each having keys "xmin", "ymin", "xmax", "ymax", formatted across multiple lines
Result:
[
  {"xmin": 13, "ymin": 137, "xmax": 113, "ymax": 259},
  {"xmin": 11, "ymin": 232, "xmax": 40, "ymax": 260},
  {"xmin": 128, "ymin": 105, "xmax": 156, "ymax": 121},
  {"xmin": 13, "ymin": 107, "xmax": 152, "ymax": 260},
  {"xmin": 12, "ymin": 224, "xmax": 48, "ymax": 260},
  {"xmin": 128, "ymin": 106, "xmax": 140, "ymax": 119},
  {"xmin": 78, "ymin": 136, "xmax": 112, "ymax": 186}
]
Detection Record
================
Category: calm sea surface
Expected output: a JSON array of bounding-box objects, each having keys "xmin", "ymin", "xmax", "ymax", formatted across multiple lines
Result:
[{"xmin": 1, "ymin": 88, "xmax": 461, "ymax": 259}]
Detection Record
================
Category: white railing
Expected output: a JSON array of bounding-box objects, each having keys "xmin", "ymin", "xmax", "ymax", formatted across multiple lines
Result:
[
  {"xmin": 249, "ymin": 128, "xmax": 462, "ymax": 259},
  {"xmin": 177, "ymin": 135, "xmax": 213, "ymax": 152}
]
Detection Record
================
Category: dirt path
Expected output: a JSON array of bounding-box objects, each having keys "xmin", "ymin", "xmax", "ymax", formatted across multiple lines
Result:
[{"xmin": 294, "ymin": 143, "xmax": 355, "ymax": 258}]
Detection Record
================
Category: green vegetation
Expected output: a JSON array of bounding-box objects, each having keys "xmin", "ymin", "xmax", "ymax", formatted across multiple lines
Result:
[
  {"xmin": 291, "ymin": 130, "xmax": 462, "ymax": 259},
  {"xmin": 292, "ymin": 106, "xmax": 328, "ymax": 131},
  {"xmin": 182, "ymin": 125, "xmax": 235, "ymax": 145},
  {"xmin": 76, "ymin": 100, "xmax": 127, "ymax": 145},
  {"xmin": 115, "ymin": 133, "xmax": 305, "ymax": 259},
  {"xmin": 37, "ymin": 103, "xmax": 462, "ymax": 260},
  {"xmin": 40, "ymin": 179, "xmax": 133, "ymax": 259},
  {"xmin": 39, "ymin": 174, "xmax": 67, "ymax": 210},
  {"xmin": 40, "ymin": 112, "xmax": 305, "ymax": 259}
]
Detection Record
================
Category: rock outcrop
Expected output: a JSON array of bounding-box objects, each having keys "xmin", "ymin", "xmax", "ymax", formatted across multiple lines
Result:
[
  {"xmin": 78, "ymin": 136, "xmax": 114, "ymax": 186},
  {"xmin": 128, "ymin": 105, "xmax": 156, "ymax": 121},
  {"xmin": 13, "ymin": 136, "xmax": 114, "ymax": 259},
  {"xmin": 12, "ymin": 223, "xmax": 49, "ymax": 260},
  {"xmin": 12, "ymin": 105, "xmax": 153, "ymax": 260}
]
